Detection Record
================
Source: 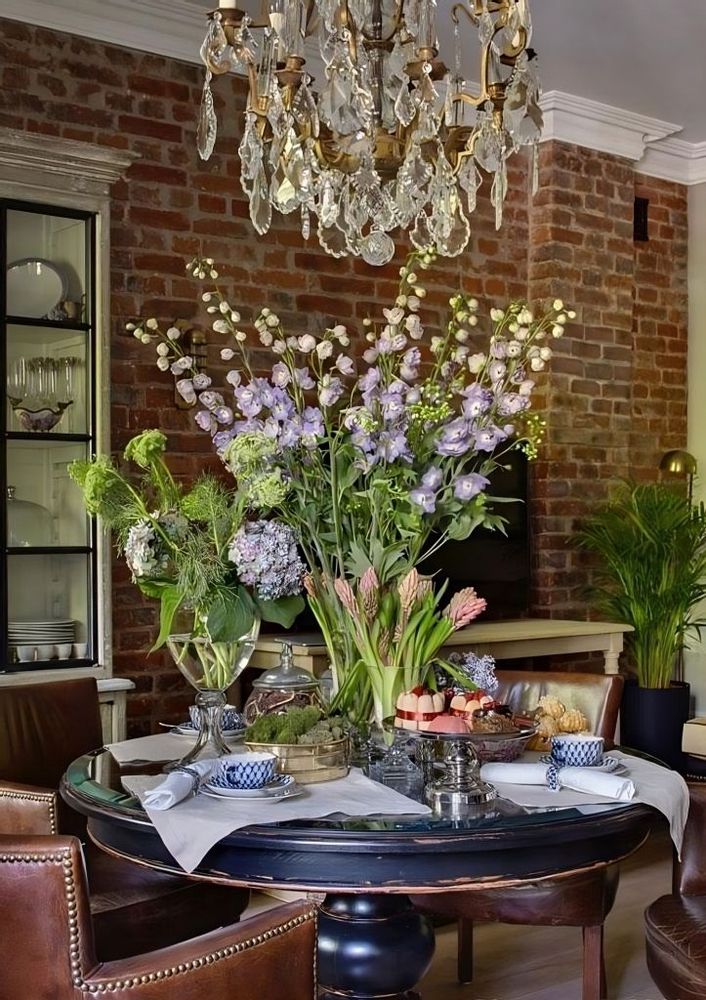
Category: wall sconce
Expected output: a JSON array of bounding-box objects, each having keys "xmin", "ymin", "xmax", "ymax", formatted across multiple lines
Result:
[
  {"xmin": 659, "ymin": 449, "xmax": 698, "ymax": 506},
  {"xmin": 175, "ymin": 327, "xmax": 207, "ymax": 410}
]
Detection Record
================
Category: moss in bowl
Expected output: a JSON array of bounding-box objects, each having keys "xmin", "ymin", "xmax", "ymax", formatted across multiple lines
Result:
[{"xmin": 244, "ymin": 707, "xmax": 351, "ymax": 783}]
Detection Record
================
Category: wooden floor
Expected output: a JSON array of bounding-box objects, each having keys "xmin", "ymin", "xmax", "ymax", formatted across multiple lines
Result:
[{"xmin": 248, "ymin": 825, "xmax": 672, "ymax": 1000}]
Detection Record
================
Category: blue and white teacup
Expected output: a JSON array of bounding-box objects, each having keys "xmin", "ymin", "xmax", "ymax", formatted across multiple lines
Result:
[
  {"xmin": 214, "ymin": 752, "xmax": 277, "ymax": 790},
  {"xmin": 550, "ymin": 734, "xmax": 604, "ymax": 768}
]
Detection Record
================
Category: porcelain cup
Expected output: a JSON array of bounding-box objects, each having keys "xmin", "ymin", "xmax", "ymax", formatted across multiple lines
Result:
[
  {"xmin": 73, "ymin": 643, "xmax": 88, "ymax": 658},
  {"xmin": 56, "ymin": 643, "xmax": 72, "ymax": 659},
  {"xmin": 550, "ymin": 734, "xmax": 604, "ymax": 767},
  {"xmin": 215, "ymin": 752, "xmax": 276, "ymax": 790},
  {"xmin": 36, "ymin": 644, "xmax": 55, "ymax": 660},
  {"xmin": 16, "ymin": 645, "xmax": 35, "ymax": 662}
]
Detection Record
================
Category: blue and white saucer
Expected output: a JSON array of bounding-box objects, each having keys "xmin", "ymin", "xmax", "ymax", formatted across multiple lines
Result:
[
  {"xmin": 173, "ymin": 723, "xmax": 245, "ymax": 740},
  {"xmin": 539, "ymin": 754, "xmax": 624, "ymax": 773},
  {"xmin": 202, "ymin": 774, "xmax": 300, "ymax": 801}
]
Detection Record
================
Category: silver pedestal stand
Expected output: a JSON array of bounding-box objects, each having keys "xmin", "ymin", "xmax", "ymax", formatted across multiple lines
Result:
[{"xmin": 411, "ymin": 730, "xmax": 498, "ymax": 819}]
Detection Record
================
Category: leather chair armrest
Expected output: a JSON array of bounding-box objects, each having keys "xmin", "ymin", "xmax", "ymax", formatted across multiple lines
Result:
[
  {"xmin": 676, "ymin": 781, "xmax": 706, "ymax": 895},
  {"xmin": 85, "ymin": 899, "xmax": 318, "ymax": 1000},
  {"xmin": 0, "ymin": 779, "xmax": 59, "ymax": 834}
]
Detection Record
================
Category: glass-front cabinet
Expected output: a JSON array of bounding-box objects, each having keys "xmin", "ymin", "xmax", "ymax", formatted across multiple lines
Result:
[{"xmin": 1, "ymin": 201, "xmax": 97, "ymax": 670}]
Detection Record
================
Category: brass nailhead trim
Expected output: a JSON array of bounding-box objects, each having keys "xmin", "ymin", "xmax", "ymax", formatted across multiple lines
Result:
[
  {"xmin": 0, "ymin": 789, "xmax": 58, "ymax": 834},
  {"xmin": 1, "ymin": 847, "xmax": 318, "ymax": 993}
]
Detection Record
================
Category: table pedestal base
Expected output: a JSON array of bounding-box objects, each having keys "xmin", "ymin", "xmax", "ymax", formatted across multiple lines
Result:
[{"xmin": 318, "ymin": 893, "xmax": 434, "ymax": 999}]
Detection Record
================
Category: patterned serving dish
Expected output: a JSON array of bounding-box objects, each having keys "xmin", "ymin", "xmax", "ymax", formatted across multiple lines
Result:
[
  {"xmin": 467, "ymin": 725, "xmax": 537, "ymax": 763},
  {"xmin": 244, "ymin": 735, "xmax": 351, "ymax": 784}
]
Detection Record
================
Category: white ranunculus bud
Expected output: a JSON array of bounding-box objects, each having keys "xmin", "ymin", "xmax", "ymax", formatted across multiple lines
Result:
[
  {"xmin": 272, "ymin": 340, "xmax": 286, "ymax": 355},
  {"xmin": 553, "ymin": 298, "xmax": 564, "ymax": 311},
  {"xmin": 132, "ymin": 328, "xmax": 143, "ymax": 339},
  {"xmin": 202, "ymin": 292, "xmax": 212, "ymax": 302},
  {"xmin": 551, "ymin": 325, "xmax": 564, "ymax": 338},
  {"xmin": 298, "ymin": 334, "xmax": 316, "ymax": 353},
  {"xmin": 530, "ymin": 356, "xmax": 545, "ymax": 371},
  {"xmin": 209, "ymin": 269, "xmax": 218, "ymax": 279},
  {"xmin": 339, "ymin": 335, "xmax": 350, "ymax": 346},
  {"xmin": 156, "ymin": 356, "xmax": 170, "ymax": 371},
  {"xmin": 166, "ymin": 327, "xmax": 180, "ymax": 341},
  {"xmin": 490, "ymin": 308, "xmax": 504, "ymax": 323},
  {"xmin": 468, "ymin": 298, "xmax": 479, "ymax": 309},
  {"xmin": 221, "ymin": 348, "xmax": 235, "ymax": 361},
  {"xmin": 266, "ymin": 314, "xmax": 279, "ymax": 328},
  {"xmin": 156, "ymin": 343, "xmax": 170, "ymax": 357},
  {"xmin": 260, "ymin": 330, "xmax": 273, "ymax": 346},
  {"xmin": 230, "ymin": 311, "xmax": 241, "ymax": 323},
  {"xmin": 396, "ymin": 295, "xmax": 407, "ymax": 307},
  {"xmin": 332, "ymin": 324, "xmax": 347, "ymax": 339},
  {"xmin": 540, "ymin": 346, "xmax": 552, "ymax": 361},
  {"xmin": 407, "ymin": 296, "xmax": 420, "ymax": 311},
  {"xmin": 126, "ymin": 322, "xmax": 136, "ymax": 331},
  {"xmin": 414, "ymin": 287, "xmax": 426, "ymax": 298},
  {"xmin": 407, "ymin": 272, "xmax": 417, "ymax": 283},
  {"xmin": 146, "ymin": 318, "xmax": 159, "ymax": 330},
  {"xmin": 140, "ymin": 333, "xmax": 151, "ymax": 344},
  {"xmin": 468, "ymin": 315, "xmax": 478, "ymax": 326},
  {"xmin": 468, "ymin": 353, "xmax": 486, "ymax": 374},
  {"xmin": 568, "ymin": 310, "xmax": 577, "ymax": 319},
  {"xmin": 207, "ymin": 305, "xmax": 218, "ymax": 314},
  {"xmin": 219, "ymin": 300, "xmax": 230, "ymax": 314},
  {"xmin": 235, "ymin": 330, "xmax": 247, "ymax": 342}
]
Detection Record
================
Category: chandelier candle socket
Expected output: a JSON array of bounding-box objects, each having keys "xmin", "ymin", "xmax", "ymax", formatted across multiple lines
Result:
[{"xmin": 198, "ymin": 0, "xmax": 542, "ymax": 263}]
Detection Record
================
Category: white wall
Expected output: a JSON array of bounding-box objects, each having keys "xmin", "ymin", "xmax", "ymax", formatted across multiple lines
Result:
[{"xmin": 685, "ymin": 182, "xmax": 706, "ymax": 713}]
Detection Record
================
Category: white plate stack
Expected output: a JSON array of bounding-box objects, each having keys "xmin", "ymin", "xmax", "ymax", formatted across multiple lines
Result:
[{"xmin": 9, "ymin": 619, "xmax": 77, "ymax": 661}]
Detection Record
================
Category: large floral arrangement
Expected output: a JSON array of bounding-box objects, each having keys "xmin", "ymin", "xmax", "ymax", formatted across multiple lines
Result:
[
  {"xmin": 131, "ymin": 250, "xmax": 571, "ymax": 724},
  {"xmin": 69, "ymin": 430, "xmax": 305, "ymax": 663}
]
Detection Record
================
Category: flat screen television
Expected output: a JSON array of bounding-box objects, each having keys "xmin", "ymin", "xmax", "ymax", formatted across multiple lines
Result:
[{"xmin": 419, "ymin": 451, "xmax": 530, "ymax": 620}]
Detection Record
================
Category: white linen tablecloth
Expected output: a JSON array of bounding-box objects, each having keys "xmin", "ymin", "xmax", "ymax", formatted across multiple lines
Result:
[
  {"xmin": 108, "ymin": 732, "xmax": 208, "ymax": 764},
  {"xmin": 480, "ymin": 751, "xmax": 689, "ymax": 853},
  {"xmin": 123, "ymin": 768, "xmax": 431, "ymax": 874}
]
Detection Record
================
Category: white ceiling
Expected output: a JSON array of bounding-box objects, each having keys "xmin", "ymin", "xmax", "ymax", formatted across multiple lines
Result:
[
  {"xmin": 3, "ymin": 0, "xmax": 706, "ymax": 151},
  {"xmin": 528, "ymin": 0, "xmax": 706, "ymax": 144}
]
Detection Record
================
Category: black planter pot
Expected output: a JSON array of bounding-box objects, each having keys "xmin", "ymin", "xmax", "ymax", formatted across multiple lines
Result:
[{"xmin": 621, "ymin": 679, "xmax": 690, "ymax": 770}]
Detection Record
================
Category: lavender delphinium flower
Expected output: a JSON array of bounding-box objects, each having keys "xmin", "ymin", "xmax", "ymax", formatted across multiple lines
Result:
[
  {"xmin": 448, "ymin": 652, "xmax": 499, "ymax": 693},
  {"xmin": 228, "ymin": 521, "xmax": 305, "ymax": 601},
  {"xmin": 454, "ymin": 472, "xmax": 490, "ymax": 501}
]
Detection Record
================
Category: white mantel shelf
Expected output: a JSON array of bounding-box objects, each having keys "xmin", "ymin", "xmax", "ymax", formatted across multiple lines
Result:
[{"xmin": 251, "ymin": 619, "xmax": 632, "ymax": 677}]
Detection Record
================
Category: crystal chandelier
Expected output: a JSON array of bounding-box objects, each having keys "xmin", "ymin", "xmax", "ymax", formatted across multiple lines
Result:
[{"xmin": 198, "ymin": 0, "xmax": 542, "ymax": 265}]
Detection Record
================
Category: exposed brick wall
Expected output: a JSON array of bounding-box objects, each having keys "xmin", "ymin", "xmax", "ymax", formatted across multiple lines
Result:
[{"xmin": 0, "ymin": 20, "xmax": 689, "ymax": 730}]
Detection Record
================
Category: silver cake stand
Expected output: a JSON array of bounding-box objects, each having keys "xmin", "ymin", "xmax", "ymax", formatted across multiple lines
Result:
[{"xmin": 404, "ymin": 725, "xmax": 536, "ymax": 819}]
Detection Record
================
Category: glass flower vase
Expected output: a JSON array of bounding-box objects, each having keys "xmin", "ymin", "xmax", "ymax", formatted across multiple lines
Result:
[{"xmin": 166, "ymin": 617, "xmax": 260, "ymax": 766}]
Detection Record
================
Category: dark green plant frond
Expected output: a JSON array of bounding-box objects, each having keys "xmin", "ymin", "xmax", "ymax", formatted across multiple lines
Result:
[{"xmin": 578, "ymin": 481, "xmax": 706, "ymax": 688}]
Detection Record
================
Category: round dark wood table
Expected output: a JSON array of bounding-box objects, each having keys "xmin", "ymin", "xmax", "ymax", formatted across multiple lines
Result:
[{"xmin": 61, "ymin": 749, "xmax": 653, "ymax": 1000}]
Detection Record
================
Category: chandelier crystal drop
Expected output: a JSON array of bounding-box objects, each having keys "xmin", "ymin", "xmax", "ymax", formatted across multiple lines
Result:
[{"xmin": 198, "ymin": 0, "xmax": 542, "ymax": 265}]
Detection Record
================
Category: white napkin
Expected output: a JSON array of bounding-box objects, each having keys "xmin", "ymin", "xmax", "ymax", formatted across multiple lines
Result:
[
  {"xmin": 123, "ymin": 767, "xmax": 431, "ymax": 873},
  {"xmin": 480, "ymin": 761, "xmax": 636, "ymax": 800},
  {"xmin": 142, "ymin": 760, "xmax": 216, "ymax": 810},
  {"xmin": 107, "ymin": 732, "xmax": 193, "ymax": 764},
  {"xmin": 480, "ymin": 751, "xmax": 689, "ymax": 854}
]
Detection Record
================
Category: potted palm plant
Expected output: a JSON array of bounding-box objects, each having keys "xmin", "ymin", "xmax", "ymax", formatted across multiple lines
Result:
[{"xmin": 579, "ymin": 481, "xmax": 706, "ymax": 768}]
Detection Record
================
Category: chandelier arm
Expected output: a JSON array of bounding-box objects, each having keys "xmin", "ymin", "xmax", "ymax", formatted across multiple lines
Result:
[{"xmin": 450, "ymin": 2, "xmax": 527, "ymax": 110}]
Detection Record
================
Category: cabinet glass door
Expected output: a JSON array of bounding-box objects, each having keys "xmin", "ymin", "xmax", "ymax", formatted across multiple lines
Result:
[{"xmin": 1, "ymin": 201, "xmax": 96, "ymax": 670}]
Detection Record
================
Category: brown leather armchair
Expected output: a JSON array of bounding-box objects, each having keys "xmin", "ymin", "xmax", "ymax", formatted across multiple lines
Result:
[
  {"xmin": 0, "ymin": 677, "xmax": 250, "ymax": 961},
  {"xmin": 645, "ymin": 782, "xmax": 706, "ymax": 999},
  {"xmin": 0, "ymin": 833, "xmax": 316, "ymax": 1000},
  {"xmin": 412, "ymin": 670, "xmax": 626, "ymax": 1000}
]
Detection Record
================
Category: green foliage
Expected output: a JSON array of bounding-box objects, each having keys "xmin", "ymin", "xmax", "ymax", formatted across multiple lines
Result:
[
  {"xmin": 579, "ymin": 481, "xmax": 706, "ymax": 688},
  {"xmin": 246, "ymin": 706, "xmax": 324, "ymax": 744}
]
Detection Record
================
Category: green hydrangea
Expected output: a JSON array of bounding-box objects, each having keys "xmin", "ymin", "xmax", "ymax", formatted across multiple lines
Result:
[
  {"xmin": 247, "ymin": 470, "xmax": 289, "ymax": 510},
  {"xmin": 124, "ymin": 430, "xmax": 167, "ymax": 469},
  {"xmin": 69, "ymin": 456, "xmax": 121, "ymax": 515},
  {"xmin": 223, "ymin": 433, "xmax": 277, "ymax": 479}
]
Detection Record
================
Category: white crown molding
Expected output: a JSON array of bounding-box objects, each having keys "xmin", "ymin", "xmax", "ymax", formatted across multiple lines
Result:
[
  {"xmin": 539, "ymin": 90, "xmax": 682, "ymax": 162},
  {"xmin": 0, "ymin": 128, "xmax": 138, "ymax": 193},
  {"xmin": 0, "ymin": 0, "xmax": 205, "ymax": 65},
  {"xmin": 638, "ymin": 139, "xmax": 706, "ymax": 186}
]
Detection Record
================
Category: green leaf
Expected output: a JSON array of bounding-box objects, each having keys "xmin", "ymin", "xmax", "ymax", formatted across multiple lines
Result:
[
  {"xmin": 256, "ymin": 594, "xmax": 306, "ymax": 628},
  {"xmin": 152, "ymin": 585, "xmax": 183, "ymax": 651},
  {"xmin": 137, "ymin": 578, "xmax": 173, "ymax": 599},
  {"xmin": 206, "ymin": 586, "xmax": 255, "ymax": 642}
]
